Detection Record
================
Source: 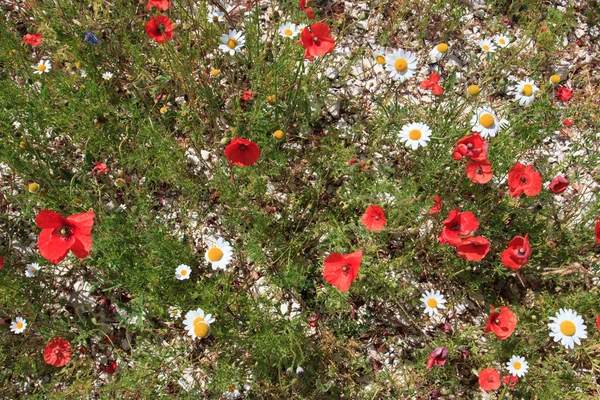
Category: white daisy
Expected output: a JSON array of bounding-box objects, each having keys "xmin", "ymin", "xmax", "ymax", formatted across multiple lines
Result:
[
  {"xmin": 385, "ymin": 49, "xmax": 418, "ymax": 82},
  {"xmin": 219, "ymin": 29, "xmax": 245, "ymax": 56},
  {"xmin": 398, "ymin": 122, "xmax": 432, "ymax": 150},
  {"xmin": 297, "ymin": 24, "xmax": 307, "ymax": 33},
  {"xmin": 80, "ymin": 69, "xmax": 87, "ymax": 78},
  {"xmin": 223, "ymin": 384, "xmax": 241, "ymax": 400},
  {"xmin": 470, "ymin": 107, "xmax": 501, "ymax": 138},
  {"xmin": 506, "ymin": 355, "xmax": 528, "ymax": 378},
  {"xmin": 477, "ymin": 39, "xmax": 496, "ymax": 54},
  {"xmin": 32, "ymin": 60, "xmax": 51, "ymax": 74},
  {"xmin": 175, "ymin": 264, "xmax": 191, "ymax": 280},
  {"xmin": 372, "ymin": 49, "xmax": 387, "ymax": 73},
  {"xmin": 25, "ymin": 263, "xmax": 41, "ymax": 278},
  {"xmin": 514, "ymin": 78, "xmax": 539, "ymax": 106},
  {"xmin": 429, "ymin": 43, "xmax": 449, "ymax": 63},
  {"xmin": 548, "ymin": 308, "xmax": 587, "ymax": 349},
  {"xmin": 421, "ymin": 290, "xmax": 446, "ymax": 316},
  {"xmin": 205, "ymin": 237, "xmax": 233, "ymax": 270},
  {"xmin": 183, "ymin": 308, "xmax": 215, "ymax": 340},
  {"xmin": 494, "ymin": 35, "xmax": 510, "ymax": 48},
  {"xmin": 169, "ymin": 306, "xmax": 182, "ymax": 319},
  {"xmin": 10, "ymin": 317, "xmax": 27, "ymax": 334},
  {"xmin": 102, "ymin": 72, "xmax": 113, "ymax": 80},
  {"xmin": 207, "ymin": 7, "xmax": 225, "ymax": 23},
  {"xmin": 278, "ymin": 22, "xmax": 299, "ymax": 39}
]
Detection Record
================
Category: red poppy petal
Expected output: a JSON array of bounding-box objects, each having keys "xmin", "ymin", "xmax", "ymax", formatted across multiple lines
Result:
[
  {"xmin": 431, "ymin": 84, "xmax": 444, "ymax": 95},
  {"xmin": 38, "ymin": 229, "xmax": 74, "ymax": 264},
  {"xmin": 36, "ymin": 210, "xmax": 66, "ymax": 229},
  {"xmin": 71, "ymin": 234, "xmax": 92, "ymax": 259},
  {"xmin": 67, "ymin": 211, "xmax": 95, "ymax": 234}
]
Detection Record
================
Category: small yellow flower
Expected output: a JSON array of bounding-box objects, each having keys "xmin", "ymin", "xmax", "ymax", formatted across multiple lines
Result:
[
  {"xmin": 467, "ymin": 84, "xmax": 480, "ymax": 96},
  {"xmin": 28, "ymin": 182, "xmax": 39, "ymax": 193},
  {"xmin": 75, "ymin": 61, "xmax": 83, "ymax": 69},
  {"xmin": 19, "ymin": 140, "xmax": 28, "ymax": 149},
  {"xmin": 267, "ymin": 94, "xmax": 276, "ymax": 104},
  {"xmin": 210, "ymin": 69, "xmax": 220, "ymax": 77},
  {"xmin": 273, "ymin": 130, "xmax": 285, "ymax": 140},
  {"xmin": 160, "ymin": 106, "xmax": 169, "ymax": 114},
  {"xmin": 550, "ymin": 74, "xmax": 561, "ymax": 85}
]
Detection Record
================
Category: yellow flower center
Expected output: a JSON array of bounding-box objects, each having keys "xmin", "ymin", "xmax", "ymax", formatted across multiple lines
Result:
[
  {"xmin": 559, "ymin": 320, "xmax": 576, "ymax": 336},
  {"xmin": 409, "ymin": 129, "xmax": 422, "ymax": 140},
  {"xmin": 467, "ymin": 85, "xmax": 480, "ymax": 96},
  {"xmin": 180, "ymin": 269, "xmax": 188, "ymax": 276},
  {"xmin": 394, "ymin": 58, "xmax": 408, "ymax": 72},
  {"xmin": 227, "ymin": 38, "xmax": 238, "ymax": 49},
  {"xmin": 284, "ymin": 29, "xmax": 293, "ymax": 36},
  {"xmin": 479, "ymin": 114, "xmax": 495, "ymax": 128},
  {"xmin": 521, "ymin": 84, "xmax": 533, "ymax": 96},
  {"xmin": 210, "ymin": 69, "xmax": 220, "ymax": 77},
  {"xmin": 207, "ymin": 247, "xmax": 224, "ymax": 262},
  {"xmin": 228, "ymin": 384, "xmax": 236, "ymax": 393},
  {"xmin": 37, "ymin": 64, "xmax": 46, "ymax": 72},
  {"xmin": 173, "ymin": 309, "xmax": 179, "ymax": 315},
  {"xmin": 267, "ymin": 94, "xmax": 276, "ymax": 104},
  {"xmin": 499, "ymin": 38, "xmax": 506, "ymax": 44},
  {"xmin": 273, "ymin": 130, "xmax": 285, "ymax": 140},
  {"xmin": 436, "ymin": 43, "xmax": 448, "ymax": 53},
  {"xmin": 16, "ymin": 322, "xmax": 23, "ymax": 329},
  {"xmin": 20, "ymin": 140, "xmax": 28, "ymax": 149},
  {"xmin": 193, "ymin": 317, "xmax": 210, "ymax": 338},
  {"xmin": 28, "ymin": 183, "xmax": 39, "ymax": 193},
  {"xmin": 376, "ymin": 55, "xmax": 386, "ymax": 65},
  {"xmin": 513, "ymin": 362, "xmax": 522, "ymax": 370},
  {"xmin": 75, "ymin": 61, "xmax": 83, "ymax": 69},
  {"xmin": 427, "ymin": 298, "xmax": 438, "ymax": 308},
  {"xmin": 160, "ymin": 106, "xmax": 168, "ymax": 114},
  {"xmin": 482, "ymin": 45, "xmax": 490, "ymax": 51},
  {"xmin": 550, "ymin": 74, "xmax": 561, "ymax": 84}
]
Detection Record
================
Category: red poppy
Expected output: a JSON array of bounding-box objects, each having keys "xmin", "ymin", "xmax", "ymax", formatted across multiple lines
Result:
[
  {"xmin": 452, "ymin": 133, "xmax": 488, "ymax": 161},
  {"xmin": 241, "ymin": 90, "xmax": 254, "ymax": 101},
  {"xmin": 596, "ymin": 217, "xmax": 600, "ymax": 244},
  {"xmin": 456, "ymin": 236, "xmax": 490, "ymax": 261},
  {"xmin": 105, "ymin": 360, "xmax": 118, "ymax": 374},
  {"xmin": 0, "ymin": 255, "xmax": 3, "ymax": 269},
  {"xmin": 24, "ymin": 33, "xmax": 42, "ymax": 46},
  {"xmin": 361, "ymin": 205, "xmax": 386, "ymax": 231},
  {"xmin": 420, "ymin": 73, "xmax": 443, "ymax": 95},
  {"xmin": 429, "ymin": 195, "xmax": 441, "ymax": 215},
  {"xmin": 503, "ymin": 375, "xmax": 518, "ymax": 387},
  {"xmin": 479, "ymin": 368, "xmax": 501, "ymax": 391},
  {"xmin": 297, "ymin": 23, "xmax": 335, "ymax": 59},
  {"xmin": 146, "ymin": 0, "xmax": 170, "ymax": 10},
  {"xmin": 483, "ymin": 305, "xmax": 517, "ymax": 340},
  {"xmin": 92, "ymin": 162, "xmax": 110, "ymax": 175},
  {"xmin": 501, "ymin": 234, "xmax": 531, "ymax": 270},
  {"xmin": 299, "ymin": 0, "xmax": 309, "ymax": 9},
  {"xmin": 439, "ymin": 209, "xmax": 479, "ymax": 246},
  {"xmin": 556, "ymin": 86, "xmax": 572, "ymax": 101},
  {"xmin": 507, "ymin": 163, "xmax": 542, "ymax": 198},
  {"xmin": 43, "ymin": 337, "xmax": 72, "ymax": 367},
  {"xmin": 145, "ymin": 15, "xmax": 174, "ymax": 44},
  {"xmin": 562, "ymin": 119, "xmax": 573, "ymax": 127},
  {"xmin": 305, "ymin": 8, "xmax": 315, "ymax": 19},
  {"xmin": 426, "ymin": 346, "xmax": 448, "ymax": 369},
  {"xmin": 466, "ymin": 159, "xmax": 493, "ymax": 184},
  {"xmin": 596, "ymin": 316, "xmax": 600, "ymax": 330},
  {"xmin": 36, "ymin": 210, "xmax": 95, "ymax": 264},
  {"xmin": 225, "ymin": 138, "xmax": 261, "ymax": 167},
  {"xmin": 548, "ymin": 176, "xmax": 569, "ymax": 194},
  {"xmin": 322, "ymin": 251, "xmax": 362, "ymax": 292}
]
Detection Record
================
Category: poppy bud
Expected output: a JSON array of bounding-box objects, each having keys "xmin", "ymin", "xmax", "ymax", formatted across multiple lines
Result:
[{"xmin": 426, "ymin": 346, "xmax": 448, "ymax": 369}]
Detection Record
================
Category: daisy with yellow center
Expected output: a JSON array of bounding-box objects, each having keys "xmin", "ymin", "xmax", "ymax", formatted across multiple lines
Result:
[
  {"xmin": 399, "ymin": 122, "xmax": 432, "ymax": 150},
  {"xmin": 506, "ymin": 355, "xmax": 528, "ymax": 377},
  {"xmin": 421, "ymin": 290, "xmax": 446, "ymax": 316},
  {"xmin": 205, "ymin": 237, "xmax": 233, "ymax": 270},
  {"xmin": 207, "ymin": 6, "xmax": 225, "ymax": 23},
  {"xmin": 32, "ymin": 60, "xmax": 51, "ymax": 75},
  {"xmin": 429, "ymin": 43, "xmax": 449, "ymax": 63},
  {"xmin": 175, "ymin": 264, "xmax": 192, "ymax": 280},
  {"xmin": 10, "ymin": 317, "xmax": 27, "ymax": 334},
  {"xmin": 28, "ymin": 182, "xmax": 39, "ymax": 193},
  {"xmin": 477, "ymin": 39, "xmax": 496, "ymax": 54},
  {"xmin": 183, "ymin": 308, "xmax": 215, "ymax": 340},
  {"xmin": 385, "ymin": 49, "xmax": 418, "ymax": 82},
  {"xmin": 514, "ymin": 78, "xmax": 539, "ymax": 106},
  {"xmin": 279, "ymin": 23, "xmax": 299, "ymax": 39},
  {"xmin": 371, "ymin": 49, "xmax": 387, "ymax": 73},
  {"xmin": 219, "ymin": 29, "xmax": 245, "ymax": 56},
  {"xmin": 102, "ymin": 72, "xmax": 113, "ymax": 80},
  {"xmin": 169, "ymin": 305, "xmax": 182, "ymax": 319},
  {"xmin": 494, "ymin": 35, "xmax": 510, "ymax": 48},
  {"xmin": 25, "ymin": 263, "xmax": 41, "ymax": 278},
  {"xmin": 470, "ymin": 107, "xmax": 501, "ymax": 138},
  {"xmin": 548, "ymin": 308, "xmax": 587, "ymax": 349}
]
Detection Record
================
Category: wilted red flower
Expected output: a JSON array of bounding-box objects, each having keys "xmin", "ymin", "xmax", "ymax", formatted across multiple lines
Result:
[
  {"xmin": 146, "ymin": 0, "xmax": 170, "ymax": 10},
  {"xmin": 501, "ymin": 234, "xmax": 531, "ymax": 270},
  {"xmin": 429, "ymin": 195, "xmax": 442, "ymax": 215},
  {"xmin": 297, "ymin": 23, "xmax": 335, "ymax": 59},
  {"xmin": 426, "ymin": 346, "xmax": 448, "ymax": 369},
  {"xmin": 548, "ymin": 176, "xmax": 569, "ymax": 194},
  {"xmin": 556, "ymin": 86, "xmax": 572, "ymax": 101},
  {"xmin": 92, "ymin": 161, "xmax": 110, "ymax": 175},
  {"xmin": 225, "ymin": 138, "xmax": 261, "ymax": 166},
  {"xmin": 466, "ymin": 159, "xmax": 493, "ymax": 184},
  {"xmin": 456, "ymin": 236, "xmax": 490, "ymax": 261},
  {"xmin": 484, "ymin": 305, "xmax": 517, "ymax": 340},
  {"xmin": 323, "ymin": 251, "xmax": 362, "ymax": 292},
  {"xmin": 439, "ymin": 209, "xmax": 479, "ymax": 246},
  {"xmin": 24, "ymin": 33, "xmax": 42, "ymax": 46},
  {"xmin": 43, "ymin": 337, "xmax": 72, "ymax": 367},
  {"xmin": 361, "ymin": 205, "xmax": 386, "ymax": 231},
  {"xmin": 596, "ymin": 217, "xmax": 600, "ymax": 244},
  {"xmin": 105, "ymin": 360, "xmax": 118, "ymax": 374},
  {"xmin": 453, "ymin": 133, "xmax": 488, "ymax": 161},
  {"xmin": 36, "ymin": 210, "xmax": 95, "ymax": 264},
  {"xmin": 479, "ymin": 368, "xmax": 501, "ymax": 391},
  {"xmin": 562, "ymin": 119, "xmax": 573, "ymax": 127},
  {"xmin": 420, "ymin": 73, "xmax": 443, "ymax": 95},
  {"xmin": 145, "ymin": 15, "xmax": 174, "ymax": 44},
  {"xmin": 503, "ymin": 375, "xmax": 518, "ymax": 387},
  {"xmin": 241, "ymin": 90, "xmax": 254, "ymax": 101},
  {"xmin": 507, "ymin": 163, "xmax": 542, "ymax": 198}
]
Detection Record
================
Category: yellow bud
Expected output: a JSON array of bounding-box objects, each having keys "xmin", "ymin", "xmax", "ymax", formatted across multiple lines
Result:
[
  {"xmin": 28, "ymin": 182, "xmax": 39, "ymax": 193},
  {"xmin": 467, "ymin": 84, "xmax": 480, "ymax": 96},
  {"xmin": 210, "ymin": 69, "xmax": 220, "ymax": 77},
  {"xmin": 114, "ymin": 178, "xmax": 126, "ymax": 188},
  {"xmin": 273, "ymin": 130, "xmax": 285, "ymax": 140},
  {"xmin": 267, "ymin": 94, "xmax": 276, "ymax": 104},
  {"xmin": 75, "ymin": 61, "xmax": 83, "ymax": 69},
  {"xmin": 72, "ymin": 197, "xmax": 83, "ymax": 207},
  {"xmin": 19, "ymin": 140, "xmax": 28, "ymax": 149},
  {"xmin": 550, "ymin": 74, "xmax": 561, "ymax": 84},
  {"xmin": 160, "ymin": 106, "xmax": 168, "ymax": 114}
]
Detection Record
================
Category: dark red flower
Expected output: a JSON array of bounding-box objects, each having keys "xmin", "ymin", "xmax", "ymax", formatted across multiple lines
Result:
[
  {"xmin": 105, "ymin": 360, "xmax": 117, "ymax": 374},
  {"xmin": 24, "ymin": 33, "xmax": 42, "ymax": 46},
  {"xmin": 225, "ymin": 138, "xmax": 260, "ymax": 166},
  {"xmin": 548, "ymin": 176, "xmax": 569, "ymax": 194},
  {"xmin": 456, "ymin": 236, "xmax": 490, "ymax": 261},
  {"xmin": 556, "ymin": 86, "xmax": 572, "ymax": 101},
  {"xmin": 420, "ymin": 73, "xmax": 443, "ymax": 95},
  {"xmin": 297, "ymin": 23, "xmax": 335, "ymax": 59},
  {"xmin": 596, "ymin": 217, "xmax": 600, "ymax": 244},
  {"xmin": 241, "ymin": 90, "xmax": 254, "ymax": 101},
  {"xmin": 439, "ymin": 208, "xmax": 479, "ymax": 246},
  {"xmin": 429, "ymin": 196, "xmax": 441, "ymax": 215},
  {"xmin": 466, "ymin": 159, "xmax": 493, "ymax": 184},
  {"xmin": 503, "ymin": 375, "xmax": 518, "ymax": 387},
  {"xmin": 299, "ymin": 0, "xmax": 309, "ymax": 10},
  {"xmin": 562, "ymin": 119, "xmax": 573, "ymax": 127},
  {"xmin": 43, "ymin": 337, "xmax": 72, "ymax": 367},
  {"xmin": 426, "ymin": 346, "xmax": 448, "ymax": 369},
  {"xmin": 507, "ymin": 163, "xmax": 542, "ymax": 198},
  {"xmin": 145, "ymin": 15, "xmax": 174, "ymax": 44},
  {"xmin": 92, "ymin": 162, "xmax": 110, "ymax": 175},
  {"xmin": 0, "ymin": 255, "xmax": 3, "ymax": 269},
  {"xmin": 36, "ymin": 210, "xmax": 95, "ymax": 264},
  {"xmin": 323, "ymin": 251, "xmax": 362, "ymax": 292},
  {"xmin": 146, "ymin": 0, "xmax": 170, "ymax": 10},
  {"xmin": 305, "ymin": 8, "xmax": 315, "ymax": 19},
  {"xmin": 484, "ymin": 305, "xmax": 517, "ymax": 340},
  {"xmin": 501, "ymin": 234, "xmax": 531, "ymax": 270},
  {"xmin": 479, "ymin": 368, "xmax": 501, "ymax": 391},
  {"xmin": 452, "ymin": 133, "xmax": 488, "ymax": 161},
  {"xmin": 361, "ymin": 205, "xmax": 386, "ymax": 231}
]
